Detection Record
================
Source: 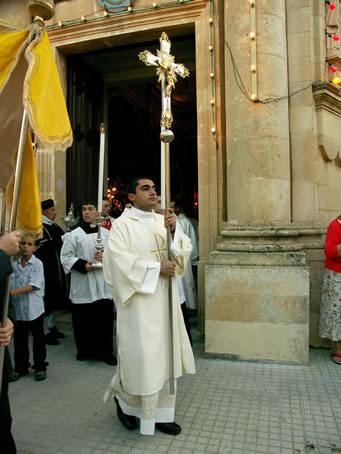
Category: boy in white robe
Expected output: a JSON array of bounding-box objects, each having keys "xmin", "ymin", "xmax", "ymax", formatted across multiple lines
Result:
[
  {"xmin": 60, "ymin": 201, "xmax": 116, "ymax": 365},
  {"xmin": 103, "ymin": 178, "xmax": 195, "ymax": 436}
]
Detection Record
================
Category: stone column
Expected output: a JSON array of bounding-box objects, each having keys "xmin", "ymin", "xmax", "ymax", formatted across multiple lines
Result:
[
  {"xmin": 225, "ymin": 0, "xmax": 291, "ymax": 224},
  {"xmin": 286, "ymin": 0, "xmax": 320, "ymax": 223},
  {"xmin": 205, "ymin": 1, "xmax": 314, "ymax": 364},
  {"xmin": 286, "ymin": 1, "xmax": 340, "ymax": 347},
  {"xmin": 0, "ymin": 0, "xmax": 31, "ymax": 27},
  {"xmin": 36, "ymin": 148, "xmax": 66, "ymax": 224}
]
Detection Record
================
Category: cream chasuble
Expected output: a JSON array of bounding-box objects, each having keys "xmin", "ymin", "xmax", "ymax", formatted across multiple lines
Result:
[{"xmin": 102, "ymin": 207, "xmax": 195, "ymax": 435}]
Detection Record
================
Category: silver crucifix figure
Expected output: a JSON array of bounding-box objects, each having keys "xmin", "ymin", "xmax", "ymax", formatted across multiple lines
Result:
[{"xmin": 139, "ymin": 33, "xmax": 189, "ymax": 395}]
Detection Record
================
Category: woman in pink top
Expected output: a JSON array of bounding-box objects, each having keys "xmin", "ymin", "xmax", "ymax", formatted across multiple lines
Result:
[{"xmin": 319, "ymin": 216, "xmax": 341, "ymax": 364}]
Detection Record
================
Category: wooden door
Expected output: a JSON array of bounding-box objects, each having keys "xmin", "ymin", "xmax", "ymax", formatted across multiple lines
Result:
[{"xmin": 66, "ymin": 59, "xmax": 103, "ymax": 213}]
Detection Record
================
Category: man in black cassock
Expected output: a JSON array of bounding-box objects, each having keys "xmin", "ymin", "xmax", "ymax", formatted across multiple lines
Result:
[{"xmin": 35, "ymin": 199, "xmax": 68, "ymax": 345}]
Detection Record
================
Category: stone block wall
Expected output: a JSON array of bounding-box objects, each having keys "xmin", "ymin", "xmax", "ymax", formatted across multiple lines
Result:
[
  {"xmin": 206, "ymin": 259, "xmax": 309, "ymax": 364},
  {"xmin": 205, "ymin": 225, "xmax": 325, "ymax": 364}
]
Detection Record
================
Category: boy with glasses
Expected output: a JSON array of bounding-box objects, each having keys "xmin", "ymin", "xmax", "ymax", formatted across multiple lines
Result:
[{"xmin": 10, "ymin": 236, "xmax": 47, "ymax": 381}]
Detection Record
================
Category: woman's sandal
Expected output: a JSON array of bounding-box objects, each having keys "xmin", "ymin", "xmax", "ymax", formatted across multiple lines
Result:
[{"xmin": 331, "ymin": 352, "xmax": 341, "ymax": 365}]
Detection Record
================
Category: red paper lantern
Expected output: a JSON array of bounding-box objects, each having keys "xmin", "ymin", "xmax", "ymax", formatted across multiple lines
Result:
[
  {"xmin": 331, "ymin": 65, "xmax": 338, "ymax": 72},
  {"xmin": 329, "ymin": 3, "xmax": 336, "ymax": 10},
  {"xmin": 333, "ymin": 34, "xmax": 340, "ymax": 41}
]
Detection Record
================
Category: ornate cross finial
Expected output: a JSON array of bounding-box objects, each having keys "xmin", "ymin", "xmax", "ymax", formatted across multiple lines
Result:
[{"xmin": 139, "ymin": 32, "xmax": 189, "ymax": 129}]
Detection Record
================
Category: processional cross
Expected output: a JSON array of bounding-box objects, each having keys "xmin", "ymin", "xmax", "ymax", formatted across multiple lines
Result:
[
  {"xmin": 139, "ymin": 32, "xmax": 189, "ymax": 206},
  {"xmin": 139, "ymin": 33, "xmax": 189, "ymax": 394}
]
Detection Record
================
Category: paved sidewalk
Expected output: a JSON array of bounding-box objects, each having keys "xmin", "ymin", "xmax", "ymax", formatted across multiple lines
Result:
[{"xmin": 8, "ymin": 315, "xmax": 341, "ymax": 454}]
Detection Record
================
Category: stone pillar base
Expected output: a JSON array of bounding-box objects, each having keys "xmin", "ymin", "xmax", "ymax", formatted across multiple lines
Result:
[{"xmin": 205, "ymin": 224, "xmax": 325, "ymax": 364}]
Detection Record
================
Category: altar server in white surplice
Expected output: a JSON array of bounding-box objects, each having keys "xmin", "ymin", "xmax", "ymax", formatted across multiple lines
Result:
[
  {"xmin": 60, "ymin": 201, "xmax": 116, "ymax": 366},
  {"xmin": 171, "ymin": 198, "xmax": 199, "ymax": 311},
  {"xmin": 102, "ymin": 178, "xmax": 195, "ymax": 437}
]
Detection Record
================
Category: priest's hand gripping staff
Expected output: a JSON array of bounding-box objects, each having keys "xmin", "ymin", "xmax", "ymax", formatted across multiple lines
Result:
[{"xmin": 139, "ymin": 33, "xmax": 189, "ymax": 395}]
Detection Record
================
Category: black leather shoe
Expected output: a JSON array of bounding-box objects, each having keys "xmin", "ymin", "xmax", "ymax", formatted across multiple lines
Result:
[
  {"xmin": 35, "ymin": 370, "xmax": 47, "ymax": 381},
  {"xmin": 49, "ymin": 327, "xmax": 66, "ymax": 339},
  {"xmin": 45, "ymin": 333, "xmax": 60, "ymax": 345},
  {"xmin": 155, "ymin": 422, "xmax": 181, "ymax": 436},
  {"xmin": 114, "ymin": 397, "xmax": 138, "ymax": 430},
  {"xmin": 8, "ymin": 372, "xmax": 22, "ymax": 382},
  {"xmin": 9, "ymin": 371, "xmax": 28, "ymax": 382}
]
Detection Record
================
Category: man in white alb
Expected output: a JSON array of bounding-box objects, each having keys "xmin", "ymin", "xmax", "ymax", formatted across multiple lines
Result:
[{"xmin": 103, "ymin": 178, "xmax": 195, "ymax": 436}]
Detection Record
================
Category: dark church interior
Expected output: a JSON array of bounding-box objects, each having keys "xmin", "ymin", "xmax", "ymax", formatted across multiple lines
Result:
[{"xmin": 66, "ymin": 34, "xmax": 198, "ymax": 220}]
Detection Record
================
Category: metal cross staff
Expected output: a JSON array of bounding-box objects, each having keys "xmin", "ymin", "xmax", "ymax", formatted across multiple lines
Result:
[{"xmin": 139, "ymin": 33, "xmax": 189, "ymax": 395}]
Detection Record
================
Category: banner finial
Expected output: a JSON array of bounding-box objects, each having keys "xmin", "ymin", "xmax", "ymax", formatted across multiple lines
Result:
[{"xmin": 28, "ymin": 0, "xmax": 55, "ymax": 21}]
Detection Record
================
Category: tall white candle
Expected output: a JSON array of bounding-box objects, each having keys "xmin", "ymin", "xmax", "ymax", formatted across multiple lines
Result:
[{"xmin": 97, "ymin": 123, "xmax": 105, "ymax": 214}]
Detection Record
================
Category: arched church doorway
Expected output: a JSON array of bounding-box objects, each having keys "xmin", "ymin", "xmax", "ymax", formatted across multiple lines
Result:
[{"xmin": 66, "ymin": 34, "xmax": 198, "ymax": 222}]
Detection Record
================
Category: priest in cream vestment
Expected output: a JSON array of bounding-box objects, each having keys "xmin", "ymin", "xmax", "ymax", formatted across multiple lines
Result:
[{"xmin": 103, "ymin": 178, "xmax": 195, "ymax": 436}]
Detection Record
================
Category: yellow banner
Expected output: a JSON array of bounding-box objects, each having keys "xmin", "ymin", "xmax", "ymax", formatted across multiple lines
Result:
[
  {"xmin": 0, "ymin": 29, "xmax": 29, "ymax": 92},
  {"xmin": 7, "ymin": 136, "xmax": 42, "ymax": 236},
  {"xmin": 0, "ymin": 24, "xmax": 73, "ymax": 235},
  {"xmin": 24, "ymin": 30, "xmax": 72, "ymax": 151}
]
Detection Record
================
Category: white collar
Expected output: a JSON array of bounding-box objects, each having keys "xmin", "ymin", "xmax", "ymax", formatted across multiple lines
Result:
[
  {"xmin": 42, "ymin": 215, "xmax": 54, "ymax": 225},
  {"xmin": 123, "ymin": 207, "xmax": 157, "ymax": 221},
  {"xmin": 129, "ymin": 206, "xmax": 156, "ymax": 219},
  {"xmin": 19, "ymin": 254, "xmax": 36, "ymax": 267}
]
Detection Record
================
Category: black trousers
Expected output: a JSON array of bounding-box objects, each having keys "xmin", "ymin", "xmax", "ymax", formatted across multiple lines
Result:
[
  {"xmin": 72, "ymin": 299, "xmax": 114, "ymax": 359},
  {"xmin": 14, "ymin": 313, "xmax": 47, "ymax": 373},
  {"xmin": 0, "ymin": 355, "xmax": 17, "ymax": 454},
  {"xmin": 181, "ymin": 303, "xmax": 193, "ymax": 346}
]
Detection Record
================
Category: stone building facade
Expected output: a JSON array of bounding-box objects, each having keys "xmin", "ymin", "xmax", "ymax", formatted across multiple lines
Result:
[{"xmin": 2, "ymin": 0, "xmax": 341, "ymax": 363}]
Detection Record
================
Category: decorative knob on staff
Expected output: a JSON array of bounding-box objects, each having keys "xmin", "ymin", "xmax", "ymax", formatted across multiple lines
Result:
[
  {"xmin": 139, "ymin": 33, "xmax": 189, "ymax": 394},
  {"xmin": 62, "ymin": 203, "xmax": 78, "ymax": 232}
]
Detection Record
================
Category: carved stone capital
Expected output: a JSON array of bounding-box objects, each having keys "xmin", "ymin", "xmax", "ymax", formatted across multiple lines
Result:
[
  {"xmin": 313, "ymin": 81, "xmax": 341, "ymax": 116},
  {"xmin": 214, "ymin": 223, "xmax": 326, "ymax": 258},
  {"xmin": 313, "ymin": 81, "xmax": 341, "ymax": 163}
]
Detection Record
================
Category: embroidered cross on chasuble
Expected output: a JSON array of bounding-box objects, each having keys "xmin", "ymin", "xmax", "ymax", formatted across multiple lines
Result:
[{"xmin": 152, "ymin": 233, "xmax": 167, "ymax": 262}]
